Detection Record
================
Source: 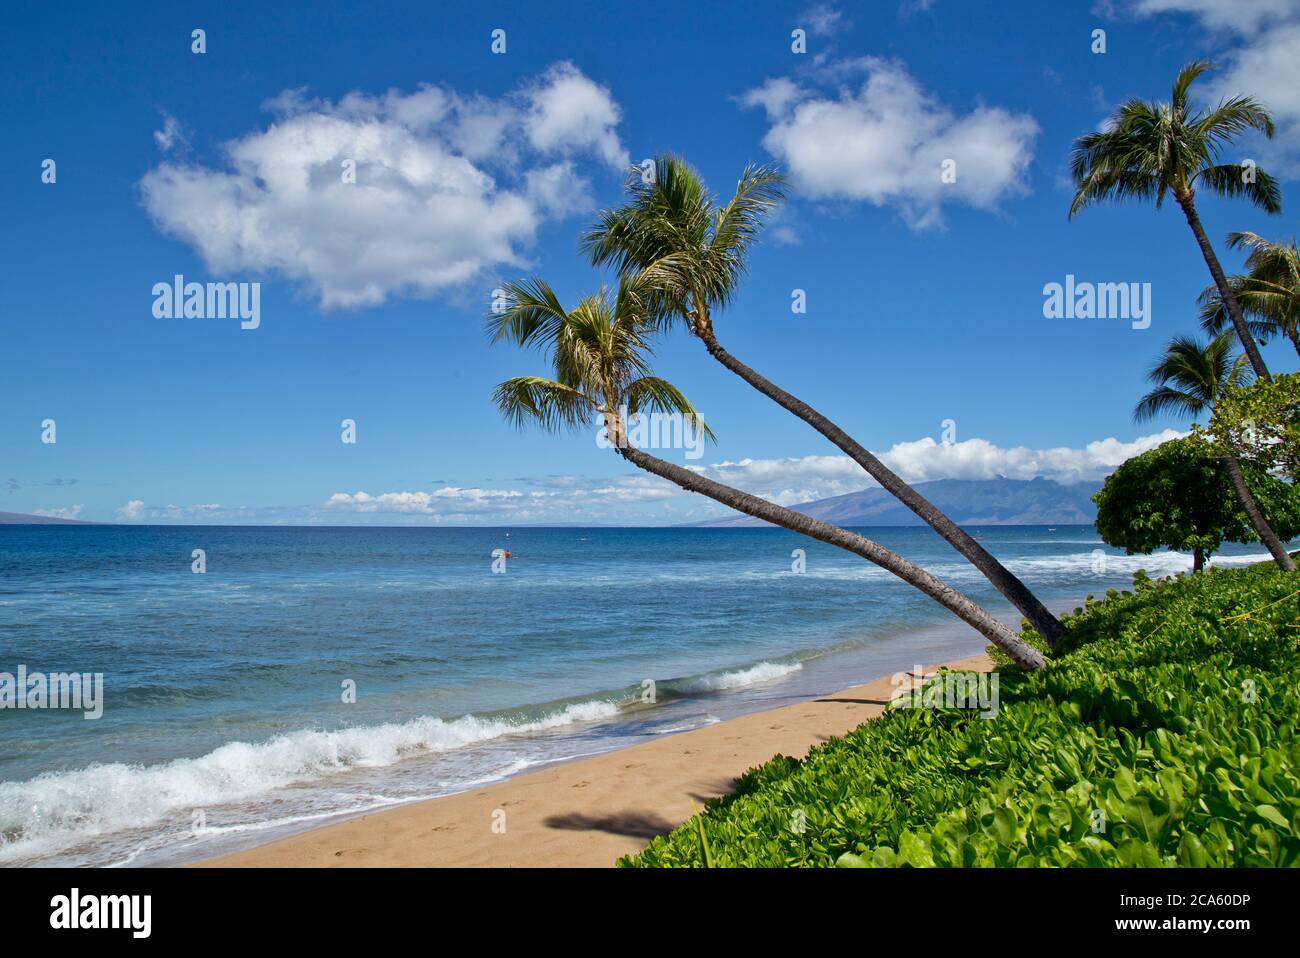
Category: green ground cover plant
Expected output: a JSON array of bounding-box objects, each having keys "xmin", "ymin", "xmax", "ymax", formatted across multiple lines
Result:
[{"xmin": 624, "ymin": 562, "xmax": 1300, "ymax": 867}]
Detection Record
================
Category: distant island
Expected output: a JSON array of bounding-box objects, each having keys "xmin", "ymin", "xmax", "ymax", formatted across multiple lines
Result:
[
  {"xmin": 683, "ymin": 477, "xmax": 1099, "ymax": 528},
  {"xmin": 0, "ymin": 511, "xmax": 97, "ymax": 525}
]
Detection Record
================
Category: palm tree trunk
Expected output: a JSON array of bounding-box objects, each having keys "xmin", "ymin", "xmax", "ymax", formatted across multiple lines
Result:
[
  {"xmin": 614, "ymin": 443, "xmax": 1048, "ymax": 671},
  {"xmin": 694, "ymin": 328, "xmax": 1068, "ymax": 649},
  {"xmin": 1178, "ymin": 195, "xmax": 1273, "ymax": 381},
  {"xmin": 1222, "ymin": 453, "xmax": 1296, "ymax": 571}
]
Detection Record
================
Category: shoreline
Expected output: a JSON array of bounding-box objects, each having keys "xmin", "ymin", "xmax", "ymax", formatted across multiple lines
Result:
[{"xmin": 196, "ymin": 652, "xmax": 994, "ymax": 867}]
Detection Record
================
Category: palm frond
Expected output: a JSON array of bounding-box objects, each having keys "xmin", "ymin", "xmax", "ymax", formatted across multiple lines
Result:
[
  {"xmin": 492, "ymin": 376, "xmax": 595, "ymax": 433},
  {"xmin": 1069, "ymin": 61, "xmax": 1278, "ymax": 219},
  {"xmin": 1194, "ymin": 163, "xmax": 1282, "ymax": 213},
  {"xmin": 625, "ymin": 376, "xmax": 717, "ymax": 443},
  {"xmin": 1193, "ymin": 95, "xmax": 1275, "ymax": 150},
  {"xmin": 1134, "ymin": 385, "xmax": 1207, "ymax": 422},
  {"xmin": 581, "ymin": 153, "xmax": 785, "ymax": 325},
  {"xmin": 487, "ymin": 278, "xmax": 571, "ymax": 348},
  {"xmin": 1171, "ymin": 60, "xmax": 1212, "ymax": 112},
  {"xmin": 1135, "ymin": 331, "xmax": 1253, "ymax": 422}
]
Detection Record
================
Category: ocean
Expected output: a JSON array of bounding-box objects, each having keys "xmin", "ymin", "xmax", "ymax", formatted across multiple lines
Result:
[{"xmin": 0, "ymin": 524, "xmax": 1276, "ymax": 866}]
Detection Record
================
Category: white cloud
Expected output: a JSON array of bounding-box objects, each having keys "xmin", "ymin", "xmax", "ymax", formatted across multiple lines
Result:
[
  {"xmin": 693, "ymin": 430, "xmax": 1184, "ymax": 504},
  {"xmin": 109, "ymin": 432, "xmax": 1183, "ymax": 525},
  {"xmin": 740, "ymin": 77, "xmax": 808, "ymax": 120},
  {"xmin": 153, "ymin": 113, "xmax": 185, "ymax": 153},
  {"xmin": 141, "ymin": 63, "xmax": 627, "ymax": 309},
  {"xmin": 800, "ymin": 3, "xmax": 845, "ymax": 36},
  {"xmin": 1203, "ymin": 22, "xmax": 1300, "ymax": 174},
  {"xmin": 115, "ymin": 500, "xmax": 228, "ymax": 521},
  {"xmin": 1127, "ymin": 0, "xmax": 1297, "ymax": 34},
  {"xmin": 327, "ymin": 488, "xmax": 525, "ymax": 514},
  {"xmin": 33, "ymin": 504, "xmax": 84, "ymax": 520},
  {"xmin": 117, "ymin": 499, "xmax": 145, "ymax": 520},
  {"xmin": 522, "ymin": 63, "xmax": 629, "ymax": 168},
  {"xmin": 326, "ymin": 475, "xmax": 679, "ymax": 522},
  {"xmin": 742, "ymin": 58, "xmax": 1038, "ymax": 228}
]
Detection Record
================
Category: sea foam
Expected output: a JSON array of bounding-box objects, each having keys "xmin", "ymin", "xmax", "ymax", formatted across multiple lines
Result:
[
  {"xmin": 684, "ymin": 660, "xmax": 803, "ymax": 692},
  {"xmin": 0, "ymin": 699, "xmax": 619, "ymax": 864}
]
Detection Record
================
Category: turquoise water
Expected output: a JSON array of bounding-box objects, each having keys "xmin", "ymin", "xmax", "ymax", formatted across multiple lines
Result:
[{"xmin": 0, "ymin": 524, "xmax": 1275, "ymax": 865}]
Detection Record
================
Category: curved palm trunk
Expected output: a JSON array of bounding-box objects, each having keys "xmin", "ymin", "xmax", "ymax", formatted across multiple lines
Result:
[
  {"xmin": 1178, "ymin": 195, "xmax": 1273, "ymax": 381},
  {"xmin": 614, "ymin": 443, "xmax": 1047, "ymax": 671},
  {"xmin": 695, "ymin": 328, "xmax": 1068, "ymax": 649},
  {"xmin": 1222, "ymin": 454, "xmax": 1296, "ymax": 571}
]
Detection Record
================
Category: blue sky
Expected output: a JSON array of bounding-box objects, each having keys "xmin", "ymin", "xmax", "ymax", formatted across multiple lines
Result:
[{"xmin": 3, "ymin": 0, "xmax": 1298, "ymax": 525}]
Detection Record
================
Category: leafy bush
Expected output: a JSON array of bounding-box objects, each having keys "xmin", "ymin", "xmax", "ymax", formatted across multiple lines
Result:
[
  {"xmin": 1091, "ymin": 433, "xmax": 1300, "ymax": 570},
  {"xmin": 1211, "ymin": 372, "xmax": 1300, "ymax": 481},
  {"xmin": 622, "ymin": 562, "xmax": 1300, "ymax": 867}
]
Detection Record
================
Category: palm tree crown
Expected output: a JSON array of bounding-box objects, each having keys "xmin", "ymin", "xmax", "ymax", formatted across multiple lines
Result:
[
  {"xmin": 581, "ymin": 154, "xmax": 785, "ymax": 335},
  {"xmin": 1198, "ymin": 231, "xmax": 1300, "ymax": 356},
  {"xmin": 1069, "ymin": 60, "xmax": 1279, "ymax": 217},
  {"xmin": 488, "ymin": 274, "xmax": 714, "ymax": 446},
  {"xmin": 1134, "ymin": 332, "xmax": 1253, "ymax": 423}
]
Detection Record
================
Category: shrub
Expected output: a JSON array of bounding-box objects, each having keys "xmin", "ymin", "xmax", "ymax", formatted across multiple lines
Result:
[{"xmin": 623, "ymin": 562, "xmax": 1300, "ymax": 867}]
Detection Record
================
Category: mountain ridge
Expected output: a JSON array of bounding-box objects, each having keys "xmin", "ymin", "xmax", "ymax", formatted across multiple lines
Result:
[
  {"xmin": 0, "ymin": 511, "xmax": 97, "ymax": 525},
  {"xmin": 681, "ymin": 477, "xmax": 1099, "ymax": 528}
]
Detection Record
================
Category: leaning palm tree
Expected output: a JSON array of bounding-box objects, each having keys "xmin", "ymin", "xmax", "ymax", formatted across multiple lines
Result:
[
  {"xmin": 1070, "ymin": 60, "xmax": 1281, "ymax": 380},
  {"xmin": 488, "ymin": 274, "xmax": 1047, "ymax": 670},
  {"xmin": 1134, "ymin": 332, "xmax": 1295, "ymax": 571},
  {"xmin": 581, "ymin": 154, "xmax": 1068, "ymax": 649},
  {"xmin": 1199, "ymin": 231, "xmax": 1300, "ymax": 358}
]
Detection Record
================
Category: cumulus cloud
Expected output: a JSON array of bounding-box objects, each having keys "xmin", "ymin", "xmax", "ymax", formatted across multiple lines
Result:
[
  {"xmin": 327, "ymin": 488, "xmax": 525, "ymax": 514},
  {"xmin": 33, "ymin": 505, "xmax": 84, "ymax": 520},
  {"xmin": 326, "ymin": 475, "xmax": 679, "ymax": 523},
  {"xmin": 741, "ymin": 58, "xmax": 1038, "ymax": 228},
  {"xmin": 115, "ymin": 500, "xmax": 228, "ymax": 521},
  {"xmin": 800, "ymin": 3, "xmax": 846, "ymax": 36},
  {"xmin": 1125, "ymin": 0, "xmax": 1297, "ymax": 34},
  {"xmin": 693, "ymin": 430, "xmax": 1185, "ymax": 505},
  {"xmin": 326, "ymin": 432, "xmax": 1181, "ymax": 519},
  {"xmin": 108, "ymin": 432, "xmax": 1183, "ymax": 525},
  {"xmin": 1204, "ymin": 22, "xmax": 1300, "ymax": 174},
  {"xmin": 141, "ymin": 63, "xmax": 627, "ymax": 308},
  {"xmin": 522, "ymin": 65, "xmax": 629, "ymax": 168},
  {"xmin": 153, "ymin": 113, "xmax": 185, "ymax": 153},
  {"xmin": 117, "ymin": 500, "xmax": 145, "ymax": 520}
]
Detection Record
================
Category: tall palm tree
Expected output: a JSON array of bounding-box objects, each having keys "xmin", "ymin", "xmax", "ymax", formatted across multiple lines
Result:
[
  {"xmin": 1070, "ymin": 60, "xmax": 1281, "ymax": 381},
  {"xmin": 581, "ymin": 154, "xmax": 1069, "ymax": 649},
  {"xmin": 488, "ymin": 275, "xmax": 1048, "ymax": 670},
  {"xmin": 1199, "ymin": 231, "xmax": 1300, "ymax": 358},
  {"xmin": 1134, "ymin": 332, "xmax": 1295, "ymax": 570}
]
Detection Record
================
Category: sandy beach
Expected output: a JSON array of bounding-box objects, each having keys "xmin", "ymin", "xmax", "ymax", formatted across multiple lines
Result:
[{"xmin": 198, "ymin": 652, "xmax": 993, "ymax": 867}]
